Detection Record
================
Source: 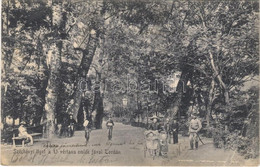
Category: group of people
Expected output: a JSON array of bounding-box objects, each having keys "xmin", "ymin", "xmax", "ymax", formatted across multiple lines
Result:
[
  {"xmin": 16, "ymin": 114, "xmax": 78, "ymax": 146},
  {"xmin": 17, "ymin": 115, "xmax": 114, "ymax": 146},
  {"xmin": 83, "ymin": 116, "xmax": 115, "ymax": 144},
  {"xmin": 17, "ymin": 113, "xmax": 201, "ymax": 151},
  {"xmin": 56, "ymin": 114, "xmax": 77, "ymax": 137},
  {"xmin": 148, "ymin": 112, "xmax": 202, "ymax": 150},
  {"xmin": 148, "ymin": 115, "xmax": 179, "ymax": 144}
]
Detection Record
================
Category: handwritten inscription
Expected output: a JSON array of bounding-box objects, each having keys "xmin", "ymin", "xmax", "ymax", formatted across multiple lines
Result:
[
  {"xmin": 10, "ymin": 144, "xmax": 123, "ymax": 165},
  {"xmin": 7, "ymin": 140, "xmax": 147, "ymax": 165}
]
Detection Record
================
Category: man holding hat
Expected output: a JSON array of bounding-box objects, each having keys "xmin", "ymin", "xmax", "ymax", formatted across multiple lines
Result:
[
  {"xmin": 149, "ymin": 115, "xmax": 162, "ymax": 131},
  {"xmin": 189, "ymin": 113, "xmax": 202, "ymax": 150},
  {"xmin": 18, "ymin": 121, "xmax": 33, "ymax": 145}
]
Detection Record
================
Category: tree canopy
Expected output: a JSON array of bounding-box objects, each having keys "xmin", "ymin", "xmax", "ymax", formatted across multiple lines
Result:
[{"xmin": 1, "ymin": 0, "xmax": 259, "ymax": 158}]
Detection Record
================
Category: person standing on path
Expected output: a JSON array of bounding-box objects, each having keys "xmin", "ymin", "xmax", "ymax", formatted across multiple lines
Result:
[
  {"xmin": 164, "ymin": 118, "xmax": 172, "ymax": 144},
  {"xmin": 106, "ymin": 116, "xmax": 114, "ymax": 140},
  {"xmin": 189, "ymin": 113, "xmax": 202, "ymax": 150},
  {"xmin": 83, "ymin": 117, "xmax": 92, "ymax": 144},
  {"xmin": 68, "ymin": 114, "xmax": 77, "ymax": 137},
  {"xmin": 172, "ymin": 118, "xmax": 179, "ymax": 144}
]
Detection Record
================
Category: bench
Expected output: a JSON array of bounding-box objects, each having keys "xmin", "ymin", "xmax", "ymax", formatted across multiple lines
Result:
[{"xmin": 12, "ymin": 133, "xmax": 42, "ymax": 148}]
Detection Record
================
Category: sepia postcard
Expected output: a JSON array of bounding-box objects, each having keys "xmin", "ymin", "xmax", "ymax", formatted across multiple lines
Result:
[{"xmin": 1, "ymin": 0, "xmax": 259, "ymax": 166}]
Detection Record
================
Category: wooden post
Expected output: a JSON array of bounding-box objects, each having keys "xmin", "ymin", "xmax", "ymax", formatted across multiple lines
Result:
[
  {"xmin": 12, "ymin": 134, "xmax": 15, "ymax": 148},
  {"xmin": 146, "ymin": 107, "xmax": 149, "ymax": 128},
  {"xmin": 22, "ymin": 140, "xmax": 25, "ymax": 147}
]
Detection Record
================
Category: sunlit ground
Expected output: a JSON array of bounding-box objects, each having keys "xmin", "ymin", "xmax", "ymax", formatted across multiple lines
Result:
[{"xmin": 1, "ymin": 122, "xmax": 258, "ymax": 166}]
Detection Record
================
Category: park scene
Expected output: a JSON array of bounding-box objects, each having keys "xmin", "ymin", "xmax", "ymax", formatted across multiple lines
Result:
[{"xmin": 1, "ymin": 0, "xmax": 259, "ymax": 166}]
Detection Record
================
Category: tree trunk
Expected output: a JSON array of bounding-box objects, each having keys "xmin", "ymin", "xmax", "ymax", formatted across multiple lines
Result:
[
  {"xmin": 66, "ymin": 30, "xmax": 99, "ymax": 120},
  {"xmin": 169, "ymin": 69, "xmax": 190, "ymax": 119},
  {"xmin": 209, "ymin": 51, "xmax": 230, "ymax": 105},
  {"xmin": 207, "ymin": 79, "xmax": 215, "ymax": 127},
  {"xmin": 6, "ymin": 0, "xmax": 9, "ymax": 35},
  {"xmin": 43, "ymin": 1, "xmax": 64, "ymax": 139},
  {"xmin": 208, "ymin": 51, "xmax": 230, "ymax": 132},
  {"xmin": 3, "ymin": 0, "xmax": 14, "ymax": 73},
  {"xmin": 223, "ymin": 90, "xmax": 230, "ymax": 105},
  {"xmin": 91, "ymin": 72, "xmax": 104, "ymax": 129},
  {"xmin": 43, "ymin": 42, "xmax": 62, "ymax": 138}
]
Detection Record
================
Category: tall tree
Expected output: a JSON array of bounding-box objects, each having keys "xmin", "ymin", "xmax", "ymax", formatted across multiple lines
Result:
[
  {"xmin": 43, "ymin": 0, "xmax": 67, "ymax": 138},
  {"xmin": 65, "ymin": 1, "xmax": 104, "ymax": 123}
]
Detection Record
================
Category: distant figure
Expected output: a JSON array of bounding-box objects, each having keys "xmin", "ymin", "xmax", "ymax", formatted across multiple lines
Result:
[
  {"xmin": 164, "ymin": 118, "xmax": 172, "ymax": 144},
  {"xmin": 68, "ymin": 114, "xmax": 77, "ymax": 137},
  {"xmin": 172, "ymin": 118, "xmax": 179, "ymax": 144},
  {"xmin": 57, "ymin": 124, "xmax": 62, "ymax": 137},
  {"xmin": 18, "ymin": 121, "xmax": 33, "ymax": 145},
  {"xmin": 61, "ymin": 116, "xmax": 68, "ymax": 137},
  {"xmin": 83, "ymin": 117, "xmax": 92, "ymax": 144},
  {"xmin": 189, "ymin": 113, "xmax": 202, "ymax": 150},
  {"xmin": 149, "ymin": 115, "xmax": 162, "ymax": 131},
  {"xmin": 40, "ymin": 115, "xmax": 48, "ymax": 138},
  {"xmin": 106, "ymin": 116, "xmax": 114, "ymax": 140},
  {"xmin": 68, "ymin": 114, "xmax": 77, "ymax": 124}
]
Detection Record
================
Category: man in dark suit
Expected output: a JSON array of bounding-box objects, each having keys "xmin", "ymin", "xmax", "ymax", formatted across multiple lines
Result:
[
  {"xmin": 164, "ymin": 118, "xmax": 173, "ymax": 144},
  {"xmin": 68, "ymin": 114, "xmax": 77, "ymax": 137},
  {"xmin": 172, "ymin": 118, "xmax": 179, "ymax": 144}
]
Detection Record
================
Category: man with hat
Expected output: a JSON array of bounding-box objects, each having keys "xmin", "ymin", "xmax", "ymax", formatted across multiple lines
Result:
[
  {"xmin": 189, "ymin": 113, "xmax": 202, "ymax": 150},
  {"xmin": 18, "ymin": 121, "xmax": 33, "ymax": 145},
  {"xmin": 149, "ymin": 115, "xmax": 162, "ymax": 131}
]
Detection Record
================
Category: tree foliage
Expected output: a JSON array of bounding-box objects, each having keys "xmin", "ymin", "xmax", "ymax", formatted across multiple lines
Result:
[{"xmin": 1, "ymin": 0, "xmax": 259, "ymax": 157}]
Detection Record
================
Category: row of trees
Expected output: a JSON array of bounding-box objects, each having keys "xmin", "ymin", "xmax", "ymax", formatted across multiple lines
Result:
[{"xmin": 1, "ymin": 0, "xmax": 259, "ymax": 157}]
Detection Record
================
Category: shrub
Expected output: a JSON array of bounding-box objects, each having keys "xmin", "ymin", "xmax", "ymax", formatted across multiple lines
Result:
[
  {"xmin": 212, "ymin": 127, "xmax": 227, "ymax": 149},
  {"xmin": 213, "ymin": 129, "xmax": 259, "ymax": 159}
]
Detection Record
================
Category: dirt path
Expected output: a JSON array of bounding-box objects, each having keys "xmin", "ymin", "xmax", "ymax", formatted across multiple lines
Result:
[{"xmin": 1, "ymin": 122, "xmax": 258, "ymax": 166}]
